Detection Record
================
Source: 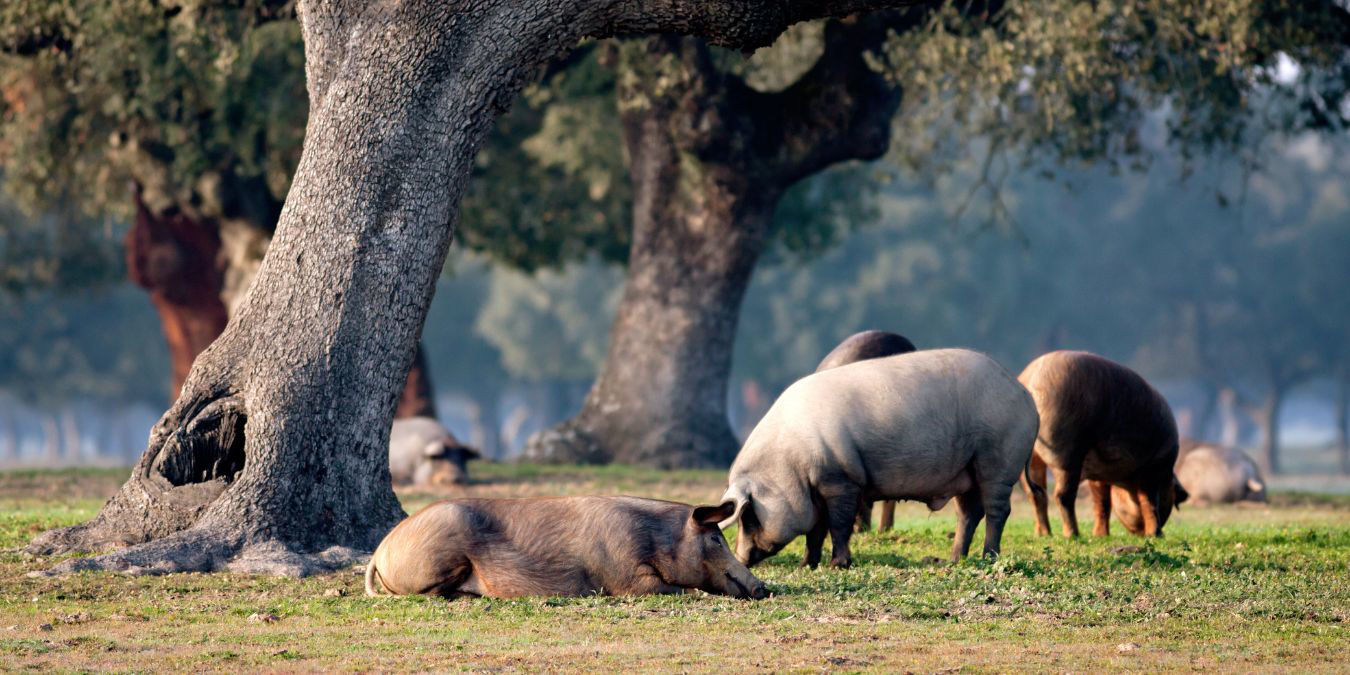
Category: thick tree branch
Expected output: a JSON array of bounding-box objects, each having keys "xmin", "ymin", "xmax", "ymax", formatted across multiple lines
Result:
[
  {"xmin": 597, "ymin": 0, "xmax": 934, "ymax": 50},
  {"xmin": 756, "ymin": 11, "xmax": 919, "ymax": 185}
]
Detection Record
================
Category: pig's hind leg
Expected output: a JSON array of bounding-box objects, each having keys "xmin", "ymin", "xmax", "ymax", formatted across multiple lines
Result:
[
  {"xmin": 950, "ymin": 487, "xmax": 985, "ymax": 562},
  {"xmin": 1050, "ymin": 462, "xmax": 1084, "ymax": 538},
  {"xmin": 820, "ymin": 483, "xmax": 861, "ymax": 569},
  {"xmin": 854, "ymin": 499, "xmax": 872, "ymax": 533},
  {"xmin": 424, "ymin": 559, "xmax": 480, "ymax": 599},
  {"xmin": 978, "ymin": 479, "xmax": 1014, "ymax": 558},
  {"xmin": 1022, "ymin": 452, "xmax": 1052, "ymax": 536},
  {"xmin": 878, "ymin": 501, "xmax": 896, "ymax": 532}
]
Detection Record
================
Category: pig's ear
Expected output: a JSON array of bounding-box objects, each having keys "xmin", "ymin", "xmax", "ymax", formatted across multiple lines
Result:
[
  {"xmin": 692, "ymin": 501, "xmax": 737, "ymax": 529},
  {"xmin": 422, "ymin": 441, "xmax": 449, "ymax": 458},
  {"xmin": 452, "ymin": 443, "xmax": 481, "ymax": 460},
  {"xmin": 1173, "ymin": 478, "xmax": 1189, "ymax": 506}
]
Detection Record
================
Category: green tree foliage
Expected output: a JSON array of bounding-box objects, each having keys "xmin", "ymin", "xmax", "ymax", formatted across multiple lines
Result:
[
  {"xmin": 0, "ymin": 0, "xmax": 304, "ymax": 226},
  {"xmin": 0, "ymin": 5, "xmax": 626, "ymax": 284},
  {"xmin": 887, "ymin": 0, "xmax": 1350, "ymax": 182},
  {"xmin": 455, "ymin": 50, "xmax": 632, "ymax": 270}
]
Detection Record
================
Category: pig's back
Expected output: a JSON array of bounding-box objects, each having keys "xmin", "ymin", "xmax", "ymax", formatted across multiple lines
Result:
[
  {"xmin": 747, "ymin": 349, "xmax": 1033, "ymax": 480},
  {"xmin": 1020, "ymin": 351, "xmax": 1176, "ymax": 477}
]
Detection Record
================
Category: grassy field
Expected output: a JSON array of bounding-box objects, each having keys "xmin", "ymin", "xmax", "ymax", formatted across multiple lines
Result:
[{"xmin": 2, "ymin": 465, "xmax": 1348, "ymax": 672}]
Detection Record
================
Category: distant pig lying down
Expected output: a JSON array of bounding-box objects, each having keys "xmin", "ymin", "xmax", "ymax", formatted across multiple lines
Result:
[{"xmin": 365, "ymin": 497, "xmax": 769, "ymax": 599}]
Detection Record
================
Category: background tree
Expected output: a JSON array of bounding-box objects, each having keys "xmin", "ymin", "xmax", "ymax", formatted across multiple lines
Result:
[
  {"xmin": 1, "ymin": 0, "xmax": 300, "ymax": 396},
  {"xmin": 522, "ymin": 21, "xmax": 906, "ymax": 467},
  {"xmin": 0, "ymin": 1, "xmax": 449, "ymax": 413},
  {"xmin": 520, "ymin": 0, "xmax": 1350, "ymax": 467}
]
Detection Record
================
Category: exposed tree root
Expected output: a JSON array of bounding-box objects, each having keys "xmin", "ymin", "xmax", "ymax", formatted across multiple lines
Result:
[
  {"xmin": 28, "ymin": 527, "xmax": 369, "ymax": 578},
  {"xmin": 225, "ymin": 542, "xmax": 369, "ymax": 577},
  {"xmin": 522, "ymin": 422, "xmax": 608, "ymax": 464},
  {"xmin": 26, "ymin": 359, "xmax": 402, "ymax": 577},
  {"xmin": 26, "ymin": 392, "xmax": 246, "ymax": 557},
  {"xmin": 28, "ymin": 528, "xmax": 239, "ymax": 577}
]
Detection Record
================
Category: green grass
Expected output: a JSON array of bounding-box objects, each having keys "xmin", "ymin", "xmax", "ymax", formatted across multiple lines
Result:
[{"xmin": 1, "ymin": 467, "xmax": 1348, "ymax": 672}]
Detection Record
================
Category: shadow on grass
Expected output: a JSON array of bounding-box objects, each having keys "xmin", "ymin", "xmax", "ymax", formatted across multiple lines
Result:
[{"xmin": 758, "ymin": 551, "xmax": 946, "ymax": 571}]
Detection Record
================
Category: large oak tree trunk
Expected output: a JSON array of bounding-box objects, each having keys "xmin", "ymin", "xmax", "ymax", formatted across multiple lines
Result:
[
  {"xmin": 524, "ymin": 39, "xmax": 776, "ymax": 468},
  {"xmin": 526, "ymin": 18, "xmax": 907, "ymax": 468},
  {"xmin": 28, "ymin": 0, "xmax": 920, "ymax": 576}
]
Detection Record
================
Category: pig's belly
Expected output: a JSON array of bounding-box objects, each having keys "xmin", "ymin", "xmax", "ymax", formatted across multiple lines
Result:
[{"xmin": 870, "ymin": 467, "xmax": 973, "ymax": 507}]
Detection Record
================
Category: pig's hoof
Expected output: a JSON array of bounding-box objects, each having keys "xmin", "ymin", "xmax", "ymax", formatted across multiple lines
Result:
[{"xmin": 829, "ymin": 556, "xmax": 852, "ymax": 569}]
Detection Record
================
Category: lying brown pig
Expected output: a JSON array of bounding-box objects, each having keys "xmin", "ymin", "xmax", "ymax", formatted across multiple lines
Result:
[
  {"xmin": 724, "ymin": 348, "xmax": 1039, "ymax": 568},
  {"xmin": 365, "ymin": 497, "xmax": 768, "ymax": 599},
  {"xmin": 1174, "ymin": 442, "xmax": 1266, "ymax": 505},
  {"xmin": 812, "ymin": 330, "xmax": 918, "ymax": 533},
  {"xmin": 1018, "ymin": 351, "xmax": 1188, "ymax": 538}
]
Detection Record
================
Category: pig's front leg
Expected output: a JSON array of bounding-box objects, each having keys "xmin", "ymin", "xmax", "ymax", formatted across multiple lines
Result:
[
  {"xmin": 821, "ymin": 484, "xmax": 861, "ymax": 569},
  {"xmin": 802, "ymin": 514, "xmax": 828, "ymax": 569},
  {"xmin": 1088, "ymin": 480, "xmax": 1112, "ymax": 536},
  {"xmin": 628, "ymin": 566, "xmax": 688, "ymax": 596}
]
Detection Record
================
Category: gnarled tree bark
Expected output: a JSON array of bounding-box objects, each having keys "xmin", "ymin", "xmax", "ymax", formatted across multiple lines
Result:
[
  {"xmin": 526, "ymin": 14, "xmax": 915, "ymax": 468},
  {"xmin": 29, "ymin": 0, "xmax": 926, "ymax": 576}
]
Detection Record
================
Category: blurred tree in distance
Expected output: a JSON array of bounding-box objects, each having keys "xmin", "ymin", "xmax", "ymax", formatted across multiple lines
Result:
[{"xmin": 517, "ymin": 0, "xmax": 1350, "ymax": 468}]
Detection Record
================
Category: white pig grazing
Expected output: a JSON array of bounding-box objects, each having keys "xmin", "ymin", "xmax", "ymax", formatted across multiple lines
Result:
[
  {"xmin": 1174, "ymin": 443, "xmax": 1266, "ymax": 505},
  {"xmin": 721, "ymin": 348, "xmax": 1040, "ymax": 568}
]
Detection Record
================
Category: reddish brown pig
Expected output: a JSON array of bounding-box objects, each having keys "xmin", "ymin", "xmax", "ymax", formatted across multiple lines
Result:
[
  {"xmin": 1019, "ymin": 351, "xmax": 1188, "ymax": 538},
  {"xmin": 813, "ymin": 330, "xmax": 918, "ymax": 533},
  {"xmin": 365, "ymin": 496, "xmax": 768, "ymax": 599}
]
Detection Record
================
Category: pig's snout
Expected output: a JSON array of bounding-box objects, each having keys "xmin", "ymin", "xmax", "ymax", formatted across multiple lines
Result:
[
  {"xmin": 723, "ymin": 571, "xmax": 769, "ymax": 600},
  {"xmin": 748, "ymin": 580, "xmax": 769, "ymax": 600},
  {"xmin": 426, "ymin": 460, "xmax": 469, "ymax": 486}
]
